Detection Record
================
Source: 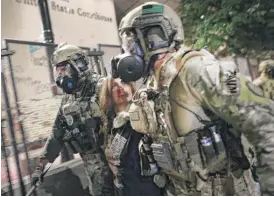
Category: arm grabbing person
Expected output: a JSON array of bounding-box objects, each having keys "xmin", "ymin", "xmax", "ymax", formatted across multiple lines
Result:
[
  {"xmin": 110, "ymin": 1, "xmax": 274, "ymax": 195},
  {"xmin": 176, "ymin": 50, "xmax": 274, "ymax": 195}
]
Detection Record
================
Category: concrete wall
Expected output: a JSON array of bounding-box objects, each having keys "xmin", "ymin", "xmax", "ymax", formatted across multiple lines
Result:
[
  {"xmin": 1, "ymin": 0, "xmax": 120, "ymax": 47},
  {"xmin": 1, "ymin": 44, "xmax": 64, "ymax": 145},
  {"xmin": 1, "ymin": 0, "xmax": 121, "ymax": 146}
]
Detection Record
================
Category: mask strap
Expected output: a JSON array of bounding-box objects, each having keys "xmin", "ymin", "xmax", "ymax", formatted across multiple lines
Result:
[
  {"xmin": 132, "ymin": 77, "xmax": 149, "ymax": 102},
  {"xmin": 135, "ymin": 28, "xmax": 148, "ymax": 56},
  {"xmin": 67, "ymin": 60, "xmax": 82, "ymax": 77}
]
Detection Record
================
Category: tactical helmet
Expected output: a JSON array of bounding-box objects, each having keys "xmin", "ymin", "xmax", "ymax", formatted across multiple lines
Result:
[
  {"xmin": 51, "ymin": 43, "xmax": 91, "ymax": 94},
  {"xmin": 51, "ymin": 43, "xmax": 90, "ymax": 74},
  {"xmin": 118, "ymin": 1, "xmax": 184, "ymax": 56}
]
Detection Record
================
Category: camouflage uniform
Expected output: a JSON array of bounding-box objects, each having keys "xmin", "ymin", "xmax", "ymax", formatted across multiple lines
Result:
[
  {"xmin": 253, "ymin": 60, "xmax": 274, "ymax": 100},
  {"xmin": 114, "ymin": 2, "xmax": 274, "ymax": 195},
  {"xmin": 39, "ymin": 70, "xmax": 114, "ymax": 195},
  {"xmin": 130, "ymin": 47, "xmax": 274, "ymax": 195}
]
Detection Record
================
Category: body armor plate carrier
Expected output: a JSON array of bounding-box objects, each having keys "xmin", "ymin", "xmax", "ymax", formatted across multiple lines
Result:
[{"xmin": 61, "ymin": 101, "xmax": 100, "ymax": 154}]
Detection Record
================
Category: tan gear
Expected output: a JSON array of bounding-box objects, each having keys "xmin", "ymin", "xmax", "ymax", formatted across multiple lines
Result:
[
  {"xmin": 122, "ymin": 1, "xmax": 274, "ymax": 195},
  {"xmin": 129, "ymin": 46, "xmax": 271, "ymax": 195},
  {"xmin": 253, "ymin": 60, "xmax": 274, "ymax": 100},
  {"xmin": 128, "ymin": 89, "xmax": 158, "ymax": 134}
]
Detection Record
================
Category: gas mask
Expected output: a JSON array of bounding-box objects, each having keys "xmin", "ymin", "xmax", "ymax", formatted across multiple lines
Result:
[
  {"xmin": 53, "ymin": 53, "xmax": 89, "ymax": 94},
  {"xmin": 111, "ymin": 26, "xmax": 171, "ymax": 82},
  {"xmin": 111, "ymin": 30, "xmax": 147, "ymax": 82}
]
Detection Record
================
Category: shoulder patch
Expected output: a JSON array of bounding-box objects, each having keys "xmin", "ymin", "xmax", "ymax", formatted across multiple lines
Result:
[{"xmin": 246, "ymin": 81, "xmax": 264, "ymax": 97}]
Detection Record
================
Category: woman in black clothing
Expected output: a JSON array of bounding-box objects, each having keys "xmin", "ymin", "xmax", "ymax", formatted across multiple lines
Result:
[{"xmin": 99, "ymin": 77, "xmax": 163, "ymax": 196}]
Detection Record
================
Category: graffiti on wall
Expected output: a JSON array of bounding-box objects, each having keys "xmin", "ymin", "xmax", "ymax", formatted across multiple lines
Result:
[
  {"xmin": 31, "ymin": 56, "xmax": 48, "ymax": 67},
  {"xmin": 14, "ymin": 75, "xmax": 52, "ymax": 94}
]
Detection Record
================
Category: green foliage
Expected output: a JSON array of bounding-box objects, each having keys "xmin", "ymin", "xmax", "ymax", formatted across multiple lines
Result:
[{"xmin": 180, "ymin": 0, "xmax": 274, "ymax": 57}]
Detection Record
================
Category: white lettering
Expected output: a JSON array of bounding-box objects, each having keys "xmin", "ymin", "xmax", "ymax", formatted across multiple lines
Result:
[
  {"xmin": 51, "ymin": 1, "xmax": 74, "ymax": 15},
  {"xmin": 15, "ymin": 0, "xmax": 112, "ymax": 23},
  {"xmin": 51, "ymin": 1, "xmax": 56, "ymax": 10}
]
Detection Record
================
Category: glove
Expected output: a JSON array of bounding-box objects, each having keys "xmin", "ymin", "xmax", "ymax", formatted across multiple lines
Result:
[
  {"xmin": 146, "ymin": 89, "xmax": 160, "ymax": 101},
  {"xmin": 111, "ymin": 56, "xmax": 120, "ymax": 79},
  {"xmin": 31, "ymin": 166, "xmax": 44, "ymax": 186}
]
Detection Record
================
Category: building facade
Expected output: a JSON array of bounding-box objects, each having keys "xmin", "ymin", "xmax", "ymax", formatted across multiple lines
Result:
[{"xmin": 1, "ymin": 0, "xmax": 121, "ymax": 148}]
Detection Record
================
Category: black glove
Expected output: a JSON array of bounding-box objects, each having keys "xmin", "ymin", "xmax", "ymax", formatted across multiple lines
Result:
[
  {"xmin": 31, "ymin": 166, "xmax": 44, "ymax": 186},
  {"xmin": 146, "ymin": 89, "xmax": 160, "ymax": 101},
  {"xmin": 111, "ymin": 56, "xmax": 120, "ymax": 79}
]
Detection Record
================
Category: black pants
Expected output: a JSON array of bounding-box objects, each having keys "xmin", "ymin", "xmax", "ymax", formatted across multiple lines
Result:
[{"xmin": 114, "ymin": 176, "xmax": 163, "ymax": 196}]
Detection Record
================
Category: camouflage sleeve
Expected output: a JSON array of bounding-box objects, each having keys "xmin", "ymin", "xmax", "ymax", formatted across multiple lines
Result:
[
  {"xmin": 40, "ymin": 103, "xmax": 66, "ymax": 163},
  {"xmin": 88, "ymin": 75, "xmax": 106, "ymax": 118},
  {"xmin": 95, "ymin": 75, "xmax": 106, "ymax": 102},
  {"xmin": 181, "ymin": 54, "xmax": 274, "ymax": 195},
  {"xmin": 252, "ymin": 77, "xmax": 264, "ymax": 87}
]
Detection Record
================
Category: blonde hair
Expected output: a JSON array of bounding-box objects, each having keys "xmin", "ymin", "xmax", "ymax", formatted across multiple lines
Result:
[{"xmin": 99, "ymin": 77, "xmax": 136, "ymax": 133}]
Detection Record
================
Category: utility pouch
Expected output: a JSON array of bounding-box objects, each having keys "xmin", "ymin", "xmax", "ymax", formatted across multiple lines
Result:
[
  {"xmin": 184, "ymin": 131, "xmax": 205, "ymax": 169},
  {"xmin": 151, "ymin": 142, "xmax": 174, "ymax": 171},
  {"xmin": 153, "ymin": 173, "xmax": 168, "ymax": 188}
]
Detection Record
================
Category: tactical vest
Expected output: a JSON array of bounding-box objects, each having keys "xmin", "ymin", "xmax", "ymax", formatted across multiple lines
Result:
[
  {"xmin": 129, "ymin": 49, "xmax": 251, "ymax": 189},
  {"xmin": 59, "ymin": 72, "xmax": 103, "ymax": 154},
  {"xmin": 150, "ymin": 109, "xmax": 250, "ymax": 175}
]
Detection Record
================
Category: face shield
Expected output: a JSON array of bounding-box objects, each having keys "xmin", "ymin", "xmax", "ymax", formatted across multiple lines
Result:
[
  {"xmin": 121, "ymin": 30, "xmax": 145, "ymax": 57},
  {"xmin": 69, "ymin": 52, "xmax": 89, "ymax": 72},
  {"xmin": 141, "ymin": 25, "xmax": 169, "ymax": 51},
  {"xmin": 52, "ymin": 50, "xmax": 90, "ymax": 94},
  {"xmin": 53, "ymin": 62, "xmax": 72, "ymax": 82},
  {"xmin": 53, "ymin": 61, "xmax": 79, "ymax": 94}
]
